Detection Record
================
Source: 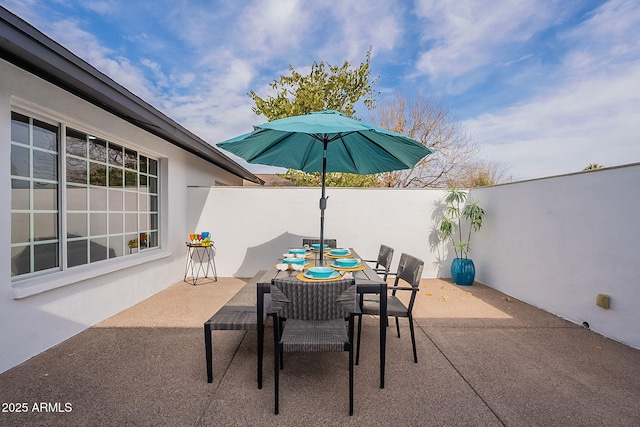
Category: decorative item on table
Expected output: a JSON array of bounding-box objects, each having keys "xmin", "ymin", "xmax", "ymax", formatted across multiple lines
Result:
[
  {"xmin": 288, "ymin": 248, "xmax": 310, "ymax": 258},
  {"xmin": 333, "ymin": 257, "xmax": 360, "ymax": 268},
  {"xmin": 189, "ymin": 232, "xmax": 212, "ymax": 246},
  {"xmin": 276, "ymin": 262, "xmax": 305, "ymax": 272},
  {"xmin": 328, "ymin": 248, "xmax": 350, "ymax": 257},
  {"xmin": 305, "ymin": 266, "xmax": 337, "ymax": 279}
]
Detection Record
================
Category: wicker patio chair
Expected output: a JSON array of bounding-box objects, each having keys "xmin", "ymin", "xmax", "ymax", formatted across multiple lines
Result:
[
  {"xmin": 362, "ymin": 244, "xmax": 394, "ymax": 281},
  {"xmin": 302, "ymin": 238, "xmax": 338, "ymax": 248},
  {"xmin": 271, "ymin": 276, "xmax": 358, "ymax": 416},
  {"xmin": 356, "ymin": 253, "xmax": 423, "ymax": 364}
]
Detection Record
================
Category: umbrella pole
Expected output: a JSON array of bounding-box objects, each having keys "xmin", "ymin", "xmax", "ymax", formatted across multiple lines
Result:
[{"xmin": 319, "ymin": 140, "xmax": 328, "ymax": 265}]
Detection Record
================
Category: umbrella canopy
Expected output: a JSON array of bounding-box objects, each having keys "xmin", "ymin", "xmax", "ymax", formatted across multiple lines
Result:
[{"xmin": 218, "ymin": 110, "xmax": 434, "ymax": 262}]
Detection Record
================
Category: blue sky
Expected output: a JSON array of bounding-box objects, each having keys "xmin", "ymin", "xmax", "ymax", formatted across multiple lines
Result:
[{"xmin": 3, "ymin": 0, "xmax": 639, "ymax": 181}]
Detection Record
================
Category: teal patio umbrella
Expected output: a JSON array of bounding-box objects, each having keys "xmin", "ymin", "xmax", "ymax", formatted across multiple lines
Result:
[{"xmin": 217, "ymin": 110, "xmax": 434, "ymax": 263}]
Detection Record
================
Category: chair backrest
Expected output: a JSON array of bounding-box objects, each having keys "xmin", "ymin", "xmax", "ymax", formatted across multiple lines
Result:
[
  {"xmin": 271, "ymin": 277, "xmax": 356, "ymax": 321},
  {"xmin": 302, "ymin": 238, "xmax": 338, "ymax": 248},
  {"xmin": 377, "ymin": 245, "xmax": 394, "ymax": 270},
  {"xmin": 394, "ymin": 253, "xmax": 424, "ymax": 311}
]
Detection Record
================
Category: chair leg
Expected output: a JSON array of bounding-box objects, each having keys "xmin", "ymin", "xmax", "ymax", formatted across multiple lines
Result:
[
  {"xmin": 408, "ymin": 314, "xmax": 418, "ymax": 363},
  {"xmin": 355, "ymin": 314, "xmax": 362, "ymax": 365},
  {"xmin": 349, "ymin": 315, "xmax": 354, "ymax": 416},
  {"xmin": 395, "ymin": 316, "xmax": 401, "ymax": 338},
  {"xmin": 279, "ymin": 318, "xmax": 284, "ymax": 369},
  {"xmin": 349, "ymin": 346, "xmax": 354, "ymax": 416},
  {"xmin": 274, "ymin": 318, "xmax": 280, "ymax": 415}
]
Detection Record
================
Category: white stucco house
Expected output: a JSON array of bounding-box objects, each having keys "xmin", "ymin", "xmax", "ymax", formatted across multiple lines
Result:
[{"xmin": 1, "ymin": 7, "xmax": 262, "ymax": 374}]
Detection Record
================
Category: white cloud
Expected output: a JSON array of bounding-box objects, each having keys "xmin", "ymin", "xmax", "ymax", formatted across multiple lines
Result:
[
  {"xmin": 466, "ymin": 61, "xmax": 640, "ymax": 180},
  {"xmin": 411, "ymin": 0, "xmax": 557, "ymax": 90},
  {"xmin": 464, "ymin": 0, "xmax": 640, "ymax": 180}
]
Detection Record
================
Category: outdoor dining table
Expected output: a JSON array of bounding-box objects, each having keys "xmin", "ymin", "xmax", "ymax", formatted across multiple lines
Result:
[{"xmin": 256, "ymin": 248, "xmax": 388, "ymax": 389}]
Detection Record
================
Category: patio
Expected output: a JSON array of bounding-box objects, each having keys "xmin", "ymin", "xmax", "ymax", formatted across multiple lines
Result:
[{"xmin": 1, "ymin": 276, "xmax": 638, "ymax": 426}]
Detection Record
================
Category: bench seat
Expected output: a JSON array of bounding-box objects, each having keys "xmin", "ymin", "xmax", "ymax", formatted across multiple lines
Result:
[{"xmin": 204, "ymin": 270, "xmax": 267, "ymax": 383}]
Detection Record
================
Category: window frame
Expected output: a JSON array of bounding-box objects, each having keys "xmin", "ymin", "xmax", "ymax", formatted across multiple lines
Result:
[{"xmin": 10, "ymin": 106, "xmax": 169, "ymax": 298}]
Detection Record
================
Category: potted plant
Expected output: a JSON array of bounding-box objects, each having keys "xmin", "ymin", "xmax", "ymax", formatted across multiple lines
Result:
[
  {"xmin": 128, "ymin": 238, "xmax": 138, "ymax": 248},
  {"xmin": 438, "ymin": 187, "xmax": 486, "ymax": 286}
]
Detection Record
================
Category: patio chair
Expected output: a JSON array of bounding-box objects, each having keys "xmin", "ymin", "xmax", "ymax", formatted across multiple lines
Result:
[
  {"xmin": 363, "ymin": 244, "xmax": 394, "ymax": 281},
  {"xmin": 271, "ymin": 276, "xmax": 358, "ymax": 416},
  {"xmin": 356, "ymin": 253, "xmax": 423, "ymax": 364},
  {"xmin": 302, "ymin": 238, "xmax": 337, "ymax": 248}
]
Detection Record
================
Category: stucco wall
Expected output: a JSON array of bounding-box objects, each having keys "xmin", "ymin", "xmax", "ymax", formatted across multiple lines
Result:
[
  {"xmin": 470, "ymin": 164, "xmax": 640, "ymax": 349},
  {"xmin": 191, "ymin": 186, "xmax": 448, "ymax": 278},
  {"xmin": 192, "ymin": 165, "xmax": 640, "ymax": 349},
  {"xmin": 1, "ymin": 59, "xmax": 243, "ymax": 373}
]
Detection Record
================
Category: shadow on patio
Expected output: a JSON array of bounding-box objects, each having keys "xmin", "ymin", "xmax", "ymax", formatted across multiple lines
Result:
[{"xmin": 1, "ymin": 277, "xmax": 639, "ymax": 426}]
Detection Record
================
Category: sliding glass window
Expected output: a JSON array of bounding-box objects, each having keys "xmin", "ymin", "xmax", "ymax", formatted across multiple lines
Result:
[{"xmin": 11, "ymin": 111, "xmax": 160, "ymax": 278}]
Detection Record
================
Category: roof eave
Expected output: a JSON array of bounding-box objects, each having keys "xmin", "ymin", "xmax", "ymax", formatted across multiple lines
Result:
[{"xmin": 0, "ymin": 7, "xmax": 263, "ymax": 185}]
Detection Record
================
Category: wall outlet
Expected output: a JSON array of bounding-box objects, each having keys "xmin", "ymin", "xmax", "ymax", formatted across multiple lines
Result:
[{"xmin": 596, "ymin": 294, "xmax": 610, "ymax": 309}]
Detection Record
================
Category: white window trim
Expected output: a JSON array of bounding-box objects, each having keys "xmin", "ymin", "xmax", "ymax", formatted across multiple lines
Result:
[{"xmin": 11, "ymin": 249, "xmax": 171, "ymax": 299}]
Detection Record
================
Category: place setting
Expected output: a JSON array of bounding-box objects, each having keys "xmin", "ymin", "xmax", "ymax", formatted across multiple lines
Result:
[
  {"xmin": 275, "ymin": 249, "xmax": 312, "ymax": 275},
  {"xmin": 297, "ymin": 265, "xmax": 342, "ymax": 281},
  {"xmin": 325, "ymin": 248, "xmax": 353, "ymax": 258}
]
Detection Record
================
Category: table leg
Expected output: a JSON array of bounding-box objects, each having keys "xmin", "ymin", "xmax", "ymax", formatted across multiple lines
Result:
[
  {"xmin": 380, "ymin": 283, "xmax": 387, "ymax": 389},
  {"xmin": 205, "ymin": 323, "xmax": 213, "ymax": 383},
  {"xmin": 257, "ymin": 284, "xmax": 264, "ymax": 389}
]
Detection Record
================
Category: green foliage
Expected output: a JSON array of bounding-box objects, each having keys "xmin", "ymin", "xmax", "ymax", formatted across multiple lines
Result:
[
  {"xmin": 583, "ymin": 163, "xmax": 603, "ymax": 171},
  {"xmin": 438, "ymin": 187, "xmax": 486, "ymax": 259},
  {"xmin": 250, "ymin": 48, "xmax": 380, "ymax": 187},
  {"xmin": 249, "ymin": 48, "xmax": 379, "ymax": 121},
  {"xmin": 280, "ymin": 170, "xmax": 378, "ymax": 187}
]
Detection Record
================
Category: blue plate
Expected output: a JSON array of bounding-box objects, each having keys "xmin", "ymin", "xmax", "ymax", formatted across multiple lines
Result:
[
  {"xmin": 289, "ymin": 248, "xmax": 307, "ymax": 254},
  {"xmin": 283, "ymin": 257, "xmax": 305, "ymax": 264},
  {"xmin": 334, "ymin": 258, "xmax": 359, "ymax": 267},
  {"xmin": 311, "ymin": 243, "xmax": 330, "ymax": 250},
  {"xmin": 329, "ymin": 248, "xmax": 350, "ymax": 256},
  {"xmin": 307, "ymin": 266, "xmax": 335, "ymax": 278},
  {"xmin": 304, "ymin": 271, "xmax": 340, "ymax": 280}
]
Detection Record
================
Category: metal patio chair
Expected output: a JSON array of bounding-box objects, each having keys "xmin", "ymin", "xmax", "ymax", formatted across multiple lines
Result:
[
  {"xmin": 356, "ymin": 253, "xmax": 423, "ymax": 364},
  {"xmin": 363, "ymin": 244, "xmax": 394, "ymax": 281}
]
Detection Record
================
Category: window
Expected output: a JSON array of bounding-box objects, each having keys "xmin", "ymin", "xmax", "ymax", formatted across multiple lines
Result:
[
  {"xmin": 11, "ymin": 111, "xmax": 160, "ymax": 278},
  {"xmin": 10, "ymin": 112, "xmax": 59, "ymax": 276}
]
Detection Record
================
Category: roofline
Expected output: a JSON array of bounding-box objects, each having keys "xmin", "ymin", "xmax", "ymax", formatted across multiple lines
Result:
[{"xmin": 0, "ymin": 7, "xmax": 263, "ymax": 185}]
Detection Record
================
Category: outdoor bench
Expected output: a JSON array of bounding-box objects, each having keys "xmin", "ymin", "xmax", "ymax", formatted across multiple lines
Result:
[{"xmin": 204, "ymin": 270, "xmax": 268, "ymax": 383}]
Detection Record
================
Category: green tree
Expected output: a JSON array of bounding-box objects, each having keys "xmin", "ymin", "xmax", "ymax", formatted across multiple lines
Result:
[
  {"xmin": 249, "ymin": 49, "xmax": 380, "ymax": 187},
  {"xmin": 250, "ymin": 49, "xmax": 378, "ymax": 121}
]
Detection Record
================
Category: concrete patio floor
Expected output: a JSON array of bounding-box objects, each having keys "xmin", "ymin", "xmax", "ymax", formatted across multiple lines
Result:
[{"xmin": 1, "ymin": 277, "xmax": 639, "ymax": 426}]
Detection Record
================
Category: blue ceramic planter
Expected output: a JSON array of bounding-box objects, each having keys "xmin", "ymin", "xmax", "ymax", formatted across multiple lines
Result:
[{"xmin": 451, "ymin": 258, "xmax": 475, "ymax": 286}]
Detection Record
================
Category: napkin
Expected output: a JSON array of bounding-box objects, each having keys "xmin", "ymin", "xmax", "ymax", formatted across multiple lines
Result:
[
  {"xmin": 276, "ymin": 263, "xmax": 304, "ymax": 272},
  {"xmin": 342, "ymin": 272, "xmax": 354, "ymax": 279}
]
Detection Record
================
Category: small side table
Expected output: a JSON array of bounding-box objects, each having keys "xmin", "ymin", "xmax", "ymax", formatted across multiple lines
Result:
[{"xmin": 184, "ymin": 243, "xmax": 217, "ymax": 285}]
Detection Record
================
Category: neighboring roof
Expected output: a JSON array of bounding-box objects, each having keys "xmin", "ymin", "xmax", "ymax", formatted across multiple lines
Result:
[
  {"xmin": 244, "ymin": 174, "xmax": 296, "ymax": 187},
  {"xmin": 0, "ymin": 7, "xmax": 263, "ymax": 185}
]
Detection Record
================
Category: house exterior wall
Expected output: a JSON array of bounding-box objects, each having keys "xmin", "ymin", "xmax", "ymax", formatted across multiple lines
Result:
[{"xmin": 1, "ymin": 59, "xmax": 243, "ymax": 373}]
